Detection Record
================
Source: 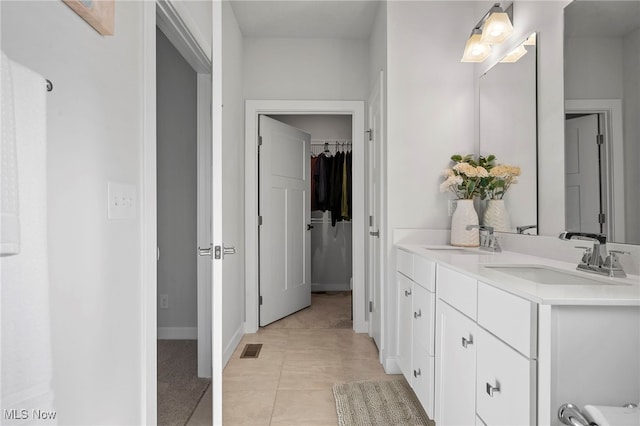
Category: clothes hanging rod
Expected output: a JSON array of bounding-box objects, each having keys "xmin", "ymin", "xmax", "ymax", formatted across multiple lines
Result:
[
  {"xmin": 310, "ymin": 141, "xmax": 352, "ymax": 145},
  {"xmin": 45, "ymin": 79, "xmax": 53, "ymax": 92}
]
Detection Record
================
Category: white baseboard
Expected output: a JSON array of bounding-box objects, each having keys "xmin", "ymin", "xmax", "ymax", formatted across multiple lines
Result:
[
  {"xmin": 223, "ymin": 324, "xmax": 245, "ymax": 367},
  {"xmin": 157, "ymin": 327, "xmax": 197, "ymax": 340},
  {"xmin": 383, "ymin": 355, "xmax": 401, "ymax": 374},
  {"xmin": 312, "ymin": 283, "xmax": 351, "ymax": 292}
]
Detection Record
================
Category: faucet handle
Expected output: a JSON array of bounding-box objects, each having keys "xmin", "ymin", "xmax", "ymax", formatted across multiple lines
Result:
[
  {"xmin": 603, "ymin": 250, "xmax": 629, "ymax": 278},
  {"xmin": 609, "ymin": 249, "xmax": 631, "ymax": 256},
  {"xmin": 575, "ymin": 246, "xmax": 592, "ymax": 264}
]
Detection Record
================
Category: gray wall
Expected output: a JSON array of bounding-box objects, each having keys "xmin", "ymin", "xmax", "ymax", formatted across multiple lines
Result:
[
  {"xmin": 270, "ymin": 115, "xmax": 354, "ymax": 290},
  {"xmin": 156, "ymin": 28, "xmax": 198, "ymax": 334}
]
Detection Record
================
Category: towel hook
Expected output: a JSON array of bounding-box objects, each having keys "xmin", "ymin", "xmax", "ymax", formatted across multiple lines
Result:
[{"xmin": 45, "ymin": 79, "xmax": 53, "ymax": 92}]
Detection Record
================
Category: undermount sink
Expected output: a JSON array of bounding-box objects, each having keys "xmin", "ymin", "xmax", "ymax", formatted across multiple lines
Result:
[
  {"xmin": 422, "ymin": 246, "xmax": 484, "ymax": 255},
  {"xmin": 483, "ymin": 264, "xmax": 619, "ymax": 285}
]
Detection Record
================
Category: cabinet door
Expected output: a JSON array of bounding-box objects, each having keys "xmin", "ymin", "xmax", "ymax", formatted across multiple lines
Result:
[
  {"xmin": 435, "ymin": 300, "xmax": 477, "ymax": 426},
  {"xmin": 476, "ymin": 327, "xmax": 536, "ymax": 426},
  {"xmin": 412, "ymin": 284, "xmax": 436, "ymax": 415},
  {"xmin": 397, "ymin": 273, "xmax": 413, "ymax": 380}
]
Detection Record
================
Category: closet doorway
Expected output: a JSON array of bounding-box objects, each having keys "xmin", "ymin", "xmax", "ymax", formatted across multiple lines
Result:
[
  {"xmin": 245, "ymin": 101, "xmax": 367, "ymax": 334},
  {"xmin": 259, "ymin": 114, "xmax": 354, "ymax": 326}
]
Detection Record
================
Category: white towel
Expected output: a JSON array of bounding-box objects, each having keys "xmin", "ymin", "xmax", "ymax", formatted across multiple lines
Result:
[
  {"xmin": 0, "ymin": 54, "xmax": 55, "ymax": 424},
  {"xmin": 1, "ymin": 52, "xmax": 21, "ymax": 255}
]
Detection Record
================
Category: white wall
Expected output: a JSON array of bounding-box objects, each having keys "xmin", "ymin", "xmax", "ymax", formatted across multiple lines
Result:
[
  {"xmin": 221, "ymin": 0, "xmax": 246, "ymax": 363},
  {"xmin": 156, "ymin": 28, "xmax": 198, "ymax": 336},
  {"xmin": 385, "ymin": 1, "xmax": 476, "ymax": 367},
  {"xmin": 1, "ymin": 1, "xmax": 144, "ymax": 424},
  {"xmin": 243, "ymin": 37, "xmax": 370, "ymax": 101}
]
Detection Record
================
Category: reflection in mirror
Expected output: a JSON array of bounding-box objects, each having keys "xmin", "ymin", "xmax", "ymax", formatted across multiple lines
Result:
[
  {"xmin": 479, "ymin": 33, "xmax": 538, "ymax": 234},
  {"xmin": 564, "ymin": 1, "xmax": 640, "ymax": 245}
]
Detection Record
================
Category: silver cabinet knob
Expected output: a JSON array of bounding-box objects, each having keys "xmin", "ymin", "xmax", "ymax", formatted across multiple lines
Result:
[
  {"xmin": 462, "ymin": 335, "xmax": 474, "ymax": 348},
  {"xmin": 486, "ymin": 382, "xmax": 500, "ymax": 397}
]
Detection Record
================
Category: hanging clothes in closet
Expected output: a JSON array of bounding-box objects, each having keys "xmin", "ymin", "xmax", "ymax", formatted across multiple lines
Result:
[{"xmin": 311, "ymin": 143, "xmax": 352, "ymax": 226}]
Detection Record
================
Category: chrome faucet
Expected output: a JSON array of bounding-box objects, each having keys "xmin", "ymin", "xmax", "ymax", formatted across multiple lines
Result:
[
  {"xmin": 516, "ymin": 224, "xmax": 537, "ymax": 234},
  {"xmin": 558, "ymin": 231, "xmax": 629, "ymax": 278},
  {"xmin": 466, "ymin": 225, "xmax": 501, "ymax": 252}
]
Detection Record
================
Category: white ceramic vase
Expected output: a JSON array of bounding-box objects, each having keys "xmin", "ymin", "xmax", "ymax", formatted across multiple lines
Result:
[
  {"xmin": 450, "ymin": 199, "xmax": 479, "ymax": 247},
  {"xmin": 483, "ymin": 199, "xmax": 511, "ymax": 232}
]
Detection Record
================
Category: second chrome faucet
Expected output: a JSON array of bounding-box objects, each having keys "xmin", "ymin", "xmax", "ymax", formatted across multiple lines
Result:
[{"xmin": 466, "ymin": 225, "xmax": 501, "ymax": 252}]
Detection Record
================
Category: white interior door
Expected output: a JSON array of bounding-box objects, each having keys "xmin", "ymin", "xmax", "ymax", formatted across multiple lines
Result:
[
  {"xmin": 565, "ymin": 114, "xmax": 602, "ymax": 233},
  {"xmin": 368, "ymin": 72, "xmax": 383, "ymax": 349},
  {"xmin": 259, "ymin": 116, "xmax": 311, "ymax": 326}
]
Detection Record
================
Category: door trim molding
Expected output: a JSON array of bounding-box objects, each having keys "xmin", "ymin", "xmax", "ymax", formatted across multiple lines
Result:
[
  {"xmin": 565, "ymin": 99, "xmax": 625, "ymax": 242},
  {"xmin": 245, "ymin": 100, "xmax": 367, "ymax": 334}
]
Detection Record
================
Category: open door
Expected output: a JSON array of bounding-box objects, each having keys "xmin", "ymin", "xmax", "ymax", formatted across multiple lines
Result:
[
  {"xmin": 368, "ymin": 72, "xmax": 383, "ymax": 349},
  {"xmin": 258, "ymin": 116, "xmax": 312, "ymax": 326}
]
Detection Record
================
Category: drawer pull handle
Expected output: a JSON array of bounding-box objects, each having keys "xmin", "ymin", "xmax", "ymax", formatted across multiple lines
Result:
[
  {"xmin": 405, "ymin": 290, "xmax": 412, "ymax": 297},
  {"xmin": 413, "ymin": 369, "xmax": 421, "ymax": 378},
  {"xmin": 486, "ymin": 382, "xmax": 500, "ymax": 397},
  {"xmin": 414, "ymin": 309, "xmax": 422, "ymax": 319},
  {"xmin": 461, "ymin": 336, "xmax": 474, "ymax": 348}
]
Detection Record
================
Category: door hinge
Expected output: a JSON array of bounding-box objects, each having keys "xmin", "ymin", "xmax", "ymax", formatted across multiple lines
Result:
[
  {"xmin": 258, "ymin": 216, "xmax": 263, "ymax": 226},
  {"xmin": 597, "ymin": 134, "xmax": 604, "ymax": 145},
  {"xmin": 598, "ymin": 213, "xmax": 606, "ymax": 224},
  {"xmin": 258, "ymin": 135, "xmax": 263, "ymax": 146},
  {"xmin": 259, "ymin": 295, "xmax": 263, "ymax": 306},
  {"xmin": 369, "ymin": 301, "xmax": 373, "ymax": 313},
  {"xmin": 366, "ymin": 129, "xmax": 373, "ymax": 141}
]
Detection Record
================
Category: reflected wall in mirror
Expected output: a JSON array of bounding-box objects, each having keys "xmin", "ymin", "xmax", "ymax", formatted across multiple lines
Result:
[
  {"xmin": 479, "ymin": 32, "xmax": 538, "ymax": 235},
  {"xmin": 564, "ymin": 1, "xmax": 640, "ymax": 245}
]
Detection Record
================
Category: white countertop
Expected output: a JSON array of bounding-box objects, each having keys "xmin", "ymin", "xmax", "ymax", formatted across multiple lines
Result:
[{"xmin": 396, "ymin": 243, "xmax": 640, "ymax": 306}]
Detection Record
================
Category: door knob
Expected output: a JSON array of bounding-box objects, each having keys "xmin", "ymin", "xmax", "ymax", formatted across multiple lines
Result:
[
  {"xmin": 213, "ymin": 245, "xmax": 236, "ymax": 259},
  {"xmin": 369, "ymin": 230, "xmax": 380, "ymax": 237},
  {"xmin": 198, "ymin": 245, "xmax": 213, "ymax": 257}
]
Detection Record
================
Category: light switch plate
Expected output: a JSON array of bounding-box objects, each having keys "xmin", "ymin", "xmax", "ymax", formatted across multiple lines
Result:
[{"xmin": 108, "ymin": 182, "xmax": 136, "ymax": 220}]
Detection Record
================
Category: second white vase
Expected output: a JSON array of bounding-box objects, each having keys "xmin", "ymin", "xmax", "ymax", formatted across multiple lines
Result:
[
  {"xmin": 483, "ymin": 199, "xmax": 511, "ymax": 232},
  {"xmin": 450, "ymin": 199, "xmax": 479, "ymax": 247}
]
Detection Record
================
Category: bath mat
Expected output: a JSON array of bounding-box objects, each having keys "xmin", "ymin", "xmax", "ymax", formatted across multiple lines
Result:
[{"xmin": 333, "ymin": 379, "xmax": 432, "ymax": 426}]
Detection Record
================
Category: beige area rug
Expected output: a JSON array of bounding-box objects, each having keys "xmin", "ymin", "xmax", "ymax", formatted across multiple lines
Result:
[
  {"xmin": 157, "ymin": 340, "xmax": 211, "ymax": 426},
  {"xmin": 333, "ymin": 380, "xmax": 432, "ymax": 426},
  {"xmin": 265, "ymin": 291, "xmax": 353, "ymax": 329}
]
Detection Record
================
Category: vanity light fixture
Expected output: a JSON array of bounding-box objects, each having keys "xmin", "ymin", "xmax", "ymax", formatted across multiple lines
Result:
[
  {"xmin": 480, "ymin": 4, "xmax": 514, "ymax": 44},
  {"xmin": 500, "ymin": 44, "xmax": 527, "ymax": 63},
  {"xmin": 461, "ymin": 3, "xmax": 514, "ymax": 63},
  {"xmin": 461, "ymin": 28, "xmax": 493, "ymax": 62}
]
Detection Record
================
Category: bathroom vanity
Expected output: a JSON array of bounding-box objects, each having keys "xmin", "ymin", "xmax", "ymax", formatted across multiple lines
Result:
[{"xmin": 395, "ymin": 244, "xmax": 640, "ymax": 426}]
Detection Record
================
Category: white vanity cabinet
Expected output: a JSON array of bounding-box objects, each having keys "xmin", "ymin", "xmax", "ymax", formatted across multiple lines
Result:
[
  {"xmin": 434, "ymin": 265, "xmax": 538, "ymax": 426},
  {"xmin": 396, "ymin": 249, "xmax": 436, "ymax": 416}
]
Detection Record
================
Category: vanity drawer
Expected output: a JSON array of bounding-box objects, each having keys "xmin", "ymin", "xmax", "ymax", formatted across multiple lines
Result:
[
  {"xmin": 437, "ymin": 265, "xmax": 477, "ymax": 320},
  {"xmin": 414, "ymin": 256, "xmax": 436, "ymax": 292},
  {"xmin": 477, "ymin": 282, "xmax": 537, "ymax": 358},
  {"xmin": 476, "ymin": 327, "xmax": 536, "ymax": 426},
  {"xmin": 397, "ymin": 249, "xmax": 414, "ymax": 278}
]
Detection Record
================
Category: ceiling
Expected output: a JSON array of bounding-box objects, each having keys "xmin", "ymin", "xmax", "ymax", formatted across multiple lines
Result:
[
  {"xmin": 229, "ymin": 0, "xmax": 382, "ymax": 39},
  {"xmin": 565, "ymin": 1, "xmax": 640, "ymax": 38}
]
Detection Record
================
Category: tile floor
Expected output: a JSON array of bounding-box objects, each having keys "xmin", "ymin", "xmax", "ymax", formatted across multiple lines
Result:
[{"xmin": 187, "ymin": 293, "xmax": 401, "ymax": 425}]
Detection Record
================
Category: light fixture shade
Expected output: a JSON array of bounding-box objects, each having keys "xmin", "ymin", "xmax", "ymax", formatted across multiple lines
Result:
[
  {"xmin": 480, "ymin": 11, "xmax": 514, "ymax": 44},
  {"xmin": 461, "ymin": 32, "xmax": 492, "ymax": 62},
  {"xmin": 500, "ymin": 44, "xmax": 527, "ymax": 63}
]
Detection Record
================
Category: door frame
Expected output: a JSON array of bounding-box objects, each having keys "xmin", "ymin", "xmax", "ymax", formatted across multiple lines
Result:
[
  {"xmin": 565, "ymin": 99, "xmax": 625, "ymax": 242},
  {"xmin": 142, "ymin": 1, "xmax": 213, "ymax": 423},
  {"xmin": 245, "ymin": 100, "xmax": 367, "ymax": 334}
]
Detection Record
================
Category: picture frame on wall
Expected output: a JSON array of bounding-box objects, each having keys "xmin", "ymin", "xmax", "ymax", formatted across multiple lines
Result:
[{"xmin": 63, "ymin": 0, "xmax": 115, "ymax": 36}]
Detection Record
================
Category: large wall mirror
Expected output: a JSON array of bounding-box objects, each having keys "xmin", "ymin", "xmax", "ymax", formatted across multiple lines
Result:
[
  {"xmin": 479, "ymin": 32, "xmax": 538, "ymax": 234},
  {"xmin": 564, "ymin": 1, "xmax": 640, "ymax": 245}
]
